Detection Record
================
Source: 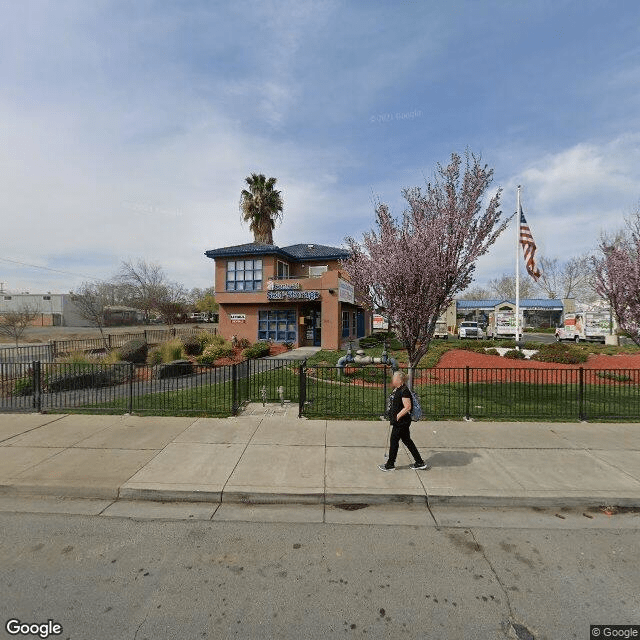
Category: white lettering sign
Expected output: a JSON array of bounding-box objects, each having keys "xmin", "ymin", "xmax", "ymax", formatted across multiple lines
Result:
[
  {"xmin": 230, "ymin": 314, "xmax": 246, "ymax": 323},
  {"xmin": 338, "ymin": 279, "xmax": 355, "ymax": 304},
  {"xmin": 267, "ymin": 290, "xmax": 320, "ymax": 301}
]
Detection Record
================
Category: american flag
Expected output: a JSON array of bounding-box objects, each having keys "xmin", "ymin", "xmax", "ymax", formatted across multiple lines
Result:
[{"xmin": 519, "ymin": 206, "xmax": 541, "ymax": 281}]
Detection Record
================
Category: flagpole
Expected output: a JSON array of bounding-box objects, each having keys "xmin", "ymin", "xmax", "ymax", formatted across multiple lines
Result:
[{"xmin": 515, "ymin": 185, "xmax": 521, "ymax": 346}]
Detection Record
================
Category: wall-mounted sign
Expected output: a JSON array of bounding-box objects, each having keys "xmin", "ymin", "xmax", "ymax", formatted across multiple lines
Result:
[
  {"xmin": 230, "ymin": 313, "xmax": 246, "ymax": 323},
  {"xmin": 338, "ymin": 279, "xmax": 355, "ymax": 304},
  {"xmin": 267, "ymin": 281, "xmax": 301, "ymax": 291},
  {"xmin": 267, "ymin": 290, "xmax": 320, "ymax": 301}
]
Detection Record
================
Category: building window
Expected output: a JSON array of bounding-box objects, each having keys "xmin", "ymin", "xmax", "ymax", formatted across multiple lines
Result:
[
  {"xmin": 226, "ymin": 259, "xmax": 263, "ymax": 291},
  {"xmin": 258, "ymin": 310, "xmax": 296, "ymax": 342},
  {"xmin": 342, "ymin": 310, "xmax": 350, "ymax": 337},
  {"xmin": 43, "ymin": 296, "xmax": 51, "ymax": 300},
  {"xmin": 309, "ymin": 265, "xmax": 328, "ymax": 277},
  {"xmin": 276, "ymin": 260, "xmax": 289, "ymax": 279},
  {"xmin": 4, "ymin": 296, "xmax": 11, "ymax": 300}
]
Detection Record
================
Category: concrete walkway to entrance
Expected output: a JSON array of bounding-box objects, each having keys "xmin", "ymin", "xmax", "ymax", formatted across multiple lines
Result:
[
  {"xmin": 267, "ymin": 346, "xmax": 321, "ymax": 360},
  {"xmin": 0, "ymin": 411, "xmax": 639, "ymax": 509}
]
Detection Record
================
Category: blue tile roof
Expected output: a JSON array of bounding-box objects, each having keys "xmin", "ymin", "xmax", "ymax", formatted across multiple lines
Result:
[
  {"xmin": 205, "ymin": 242, "xmax": 349, "ymax": 262},
  {"xmin": 457, "ymin": 298, "xmax": 564, "ymax": 310}
]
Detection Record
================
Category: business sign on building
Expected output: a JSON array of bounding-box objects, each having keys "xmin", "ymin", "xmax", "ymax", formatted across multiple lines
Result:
[
  {"xmin": 267, "ymin": 281, "xmax": 301, "ymax": 291},
  {"xmin": 373, "ymin": 314, "xmax": 388, "ymax": 330},
  {"xmin": 338, "ymin": 279, "xmax": 354, "ymax": 304},
  {"xmin": 267, "ymin": 290, "xmax": 320, "ymax": 301},
  {"xmin": 230, "ymin": 314, "xmax": 246, "ymax": 323}
]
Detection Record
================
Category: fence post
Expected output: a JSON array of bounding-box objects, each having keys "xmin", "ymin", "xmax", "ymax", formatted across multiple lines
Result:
[
  {"xmin": 107, "ymin": 334, "xmax": 112, "ymax": 350},
  {"xmin": 232, "ymin": 364, "xmax": 238, "ymax": 415},
  {"xmin": 171, "ymin": 327, "xmax": 176, "ymax": 338},
  {"xmin": 32, "ymin": 360, "xmax": 42, "ymax": 412},
  {"xmin": 578, "ymin": 366, "xmax": 585, "ymax": 421},
  {"xmin": 128, "ymin": 362, "xmax": 134, "ymax": 414},
  {"xmin": 298, "ymin": 360, "xmax": 307, "ymax": 418},
  {"xmin": 144, "ymin": 329, "xmax": 148, "ymax": 343},
  {"xmin": 50, "ymin": 340, "xmax": 57, "ymax": 360},
  {"xmin": 465, "ymin": 366, "xmax": 470, "ymax": 420}
]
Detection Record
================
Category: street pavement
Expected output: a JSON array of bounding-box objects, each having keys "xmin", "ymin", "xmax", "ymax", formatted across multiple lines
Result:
[
  {"xmin": 1, "ymin": 507, "xmax": 638, "ymax": 640},
  {"xmin": 1, "ymin": 409, "xmax": 639, "ymax": 509}
]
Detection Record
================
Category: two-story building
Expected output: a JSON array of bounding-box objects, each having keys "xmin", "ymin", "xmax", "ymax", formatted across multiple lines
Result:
[{"xmin": 204, "ymin": 242, "xmax": 372, "ymax": 349}]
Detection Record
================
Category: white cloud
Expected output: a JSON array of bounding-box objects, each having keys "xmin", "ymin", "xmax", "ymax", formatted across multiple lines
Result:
[{"xmin": 472, "ymin": 135, "xmax": 640, "ymax": 288}]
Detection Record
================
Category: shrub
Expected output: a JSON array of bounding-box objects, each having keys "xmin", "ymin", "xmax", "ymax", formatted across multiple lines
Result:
[
  {"xmin": 197, "ymin": 341, "xmax": 235, "ymax": 365},
  {"xmin": 359, "ymin": 331, "xmax": 403, "ymax": 350},
  {"xmin": 153, "ymin": 359, "xmax": 193, "ymax": 379},
  {"xmin": 118, "ymin": 339, "xmax": 148, "ymax": 365},
  {"xmin": 242, "ymin": 342, "xmax": 271, "ymax": 359},
  {"xmin": 236, "ymin": 337, "xmax": 251, "ymax": 349},
  {"xmin": 59, "ymin": 351, "xmax": 94, "ymax": 365},
  {"xmin": 158, "ymin": 339, "xmax": 184, "ymax": 362},
  {"xmin": 503, "ymin": 349, "xmax": 527, "ymax": 360},
  {"xmin": 13, "ymin": 377, "xmax": 34, "ymax": 396},
  {"xmin": 147, "ymin": 347, "xmax": 163, "ymax": 366},
  {"xmin": 484, "ymin": 348, "xmax": 500, "ymax": 356},
  {"xmin": 46, "ymin": 362, "xmax": 130, "ymax": 392},
  {"xmin": 283, "ymin": 341, "xmax": 294, "ymax": 350},
  {"xmin": 531, "ymin": 343, "xmax": 589, "ymax": 365},
  {"xmin": 181, "ymin": 335, "xmax": 204, "ymax": 356}
]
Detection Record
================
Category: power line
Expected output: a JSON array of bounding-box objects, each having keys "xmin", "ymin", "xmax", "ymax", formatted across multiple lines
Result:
[{"xmin": 0, "ymin": 256, "xmax": 94, "ymax": 279}]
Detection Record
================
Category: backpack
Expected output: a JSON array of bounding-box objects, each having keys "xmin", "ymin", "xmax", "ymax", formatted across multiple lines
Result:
[{"xmin": 385, "ymin": 388, "xmax": 423, "ymax": 421}]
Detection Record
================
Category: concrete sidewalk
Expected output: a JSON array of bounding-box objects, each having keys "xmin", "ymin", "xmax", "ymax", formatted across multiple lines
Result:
[{"xmin": 1, "ymin": 409, "xmax": 639, "ymax": 508}]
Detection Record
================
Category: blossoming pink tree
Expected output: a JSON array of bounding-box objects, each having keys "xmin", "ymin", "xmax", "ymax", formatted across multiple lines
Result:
[
  {"xmin": 342, "ymin": 151, "xmax": 510, "ymax": 387},
  {"xmin": 593, "ymin": 213, "xmax": 640, "ymax": 345}
]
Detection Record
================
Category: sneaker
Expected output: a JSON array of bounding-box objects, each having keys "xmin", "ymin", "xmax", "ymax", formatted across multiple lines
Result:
[
  {"xmin": 378, "ymin": 464, "xmax": 395, "ymax": 472},
  {"xmin": 410, "ymin": 461, "xmax": 430, "ymax": 470}
]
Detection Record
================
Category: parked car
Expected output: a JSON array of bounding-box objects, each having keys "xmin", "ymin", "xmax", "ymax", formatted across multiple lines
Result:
[{"xmin": 458, "ymin": 321, "xmax": 485, "ymax": 340}]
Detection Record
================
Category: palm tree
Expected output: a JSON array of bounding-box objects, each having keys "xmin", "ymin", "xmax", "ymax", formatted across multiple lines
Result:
[{"xmin": 239, "ymin": 173, "xmax": 284, "ymax": 245}]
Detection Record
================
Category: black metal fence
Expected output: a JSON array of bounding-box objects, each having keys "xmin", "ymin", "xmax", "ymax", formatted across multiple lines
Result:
[
  {"xmin": 0, "ymin": 357, "xmax": 302, "ymax": 416},
  {"xmin": 301, "ymin": 365, "xmax": 640, "ymax": 421},
  {"xmin": 1, "ymin": 359, "xmax": 639, "ymax": 421},
  {"xmin": 0, "ymin": 326, "xmax": 217, "ymax": 365}
]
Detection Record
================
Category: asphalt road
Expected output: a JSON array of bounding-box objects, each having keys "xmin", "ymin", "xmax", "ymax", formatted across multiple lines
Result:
[{"xmin": 1, "ymin": 508, "xmax": 638, "ymax": 639}]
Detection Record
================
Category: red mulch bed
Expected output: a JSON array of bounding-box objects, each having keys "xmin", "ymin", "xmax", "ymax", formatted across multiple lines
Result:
[{"xmin": 426, "ymin": 349, "xmax": 640, "ymax": 384}]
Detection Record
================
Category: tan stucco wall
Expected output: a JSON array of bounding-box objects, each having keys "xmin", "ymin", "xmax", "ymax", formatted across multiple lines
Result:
[{"xmin": 213, "ymin": 255, "xmax": 368, "ymax": 350}]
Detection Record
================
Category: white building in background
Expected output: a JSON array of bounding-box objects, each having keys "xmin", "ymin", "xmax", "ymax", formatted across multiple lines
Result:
[{"xmin": 0, "ymin": 293, "xmax": 90, "ymax": 327}]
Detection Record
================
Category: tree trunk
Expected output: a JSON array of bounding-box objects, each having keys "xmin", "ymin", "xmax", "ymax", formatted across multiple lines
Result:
[{"xmin": 98, "ymin": 325, "xmax": 108, "ymax": 351}]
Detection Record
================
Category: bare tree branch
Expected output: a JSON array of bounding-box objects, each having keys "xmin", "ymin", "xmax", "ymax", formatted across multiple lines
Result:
[{"xmin": 0, "ymin": 305, "xmax": 39, "ymax": 346}]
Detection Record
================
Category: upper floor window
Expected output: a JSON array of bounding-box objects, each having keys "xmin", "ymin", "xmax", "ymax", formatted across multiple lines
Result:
[
  {"xmin": 43, "ymin": 295, "xmax": 51, "ymax": 300},
  {"xmin": 226, "ymin": 259, "xmax": 263, "ymax": 291},
  {"xmin": 277, "ymin": 260, "xmax": 289, "ymax": 279},
  {"xmin": 4, "ymin": 296, "xmax": 11, "ymax": 300},
  {"xmin": 309, "ymin": 265, "xmax": 328, "ymax": 277}
]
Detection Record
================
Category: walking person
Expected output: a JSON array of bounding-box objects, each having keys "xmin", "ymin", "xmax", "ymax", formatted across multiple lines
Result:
[{"xmin": 379, "ymin": 371, "xmax": 429, "ymax": 471}]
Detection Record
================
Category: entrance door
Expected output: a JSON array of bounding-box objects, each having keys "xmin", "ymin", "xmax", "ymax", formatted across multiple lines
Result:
[
  {"xmin": 356, "ymin": 310, "xmax": 365, "ymax": 338},
  {"xmin": 311, "ymin": 309, "xmax": 322, "ymax": 346}
]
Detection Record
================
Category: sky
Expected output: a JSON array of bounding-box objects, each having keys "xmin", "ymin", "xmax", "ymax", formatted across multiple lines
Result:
[{"xmin": 1, "ymin": 0, "xmax": 640, "ymax": 294}]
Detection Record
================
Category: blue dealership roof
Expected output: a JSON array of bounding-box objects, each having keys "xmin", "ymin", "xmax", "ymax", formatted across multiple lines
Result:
[
  {"xmin": 457, "ymin": 298, "xmax": 564, "ymax": 310},
  {"xmin": 205, "ymin": 242, "xmax": 349, "ymax": 262}
]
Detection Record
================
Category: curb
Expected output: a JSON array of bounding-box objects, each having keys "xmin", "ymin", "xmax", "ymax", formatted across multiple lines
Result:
[{"xmin": 3, "ymin": 482, "xmax": 640, "ymax": 509}]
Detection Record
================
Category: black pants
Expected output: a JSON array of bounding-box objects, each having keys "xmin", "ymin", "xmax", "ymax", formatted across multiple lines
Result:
[{"xmin": 386, "ymin": 422, "xmax": 423, "ymax": 468}]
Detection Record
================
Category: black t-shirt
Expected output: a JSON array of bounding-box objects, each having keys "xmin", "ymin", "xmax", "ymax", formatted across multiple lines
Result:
[{"xmin": 388, "ymin": 384, "xmax": 412, "ymax": 426}]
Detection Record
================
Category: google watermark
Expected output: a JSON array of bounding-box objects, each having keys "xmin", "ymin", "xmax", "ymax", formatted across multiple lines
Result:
[
  {"xmin": 591, "ymin": 625, "xmax": 640, "ymax": 638},
  {"xmin": 370, "ymin": 109, "xmax": 422, "ymax": 124},
  {"xmin": 5, "ymin": 619, "xmax": 62, "ymax": 638}
]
